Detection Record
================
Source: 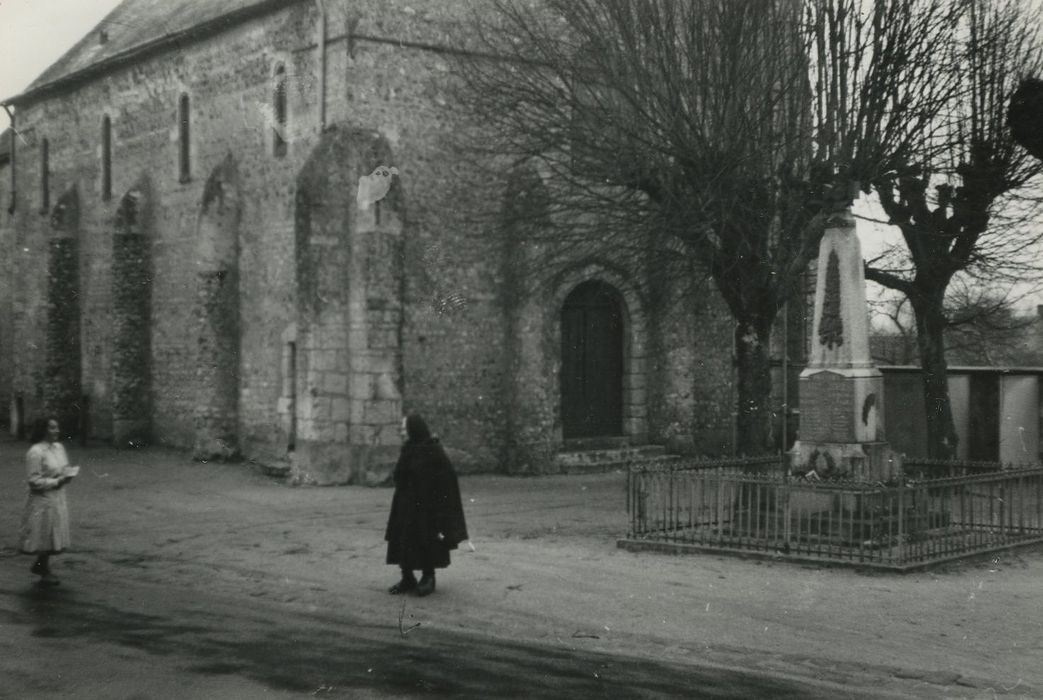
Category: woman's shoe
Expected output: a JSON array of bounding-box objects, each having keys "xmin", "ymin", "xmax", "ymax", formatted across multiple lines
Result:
[
  {"xmin": 30, "ymin": 560, "xmax": 47, "ymax": 577},
  {"xmin": 389, "ymin": 577, "xmax": 417, "ymax": 595},
  {"xmin": 416, "ymin": 574, "xmax": 435, "ymax": 597}
]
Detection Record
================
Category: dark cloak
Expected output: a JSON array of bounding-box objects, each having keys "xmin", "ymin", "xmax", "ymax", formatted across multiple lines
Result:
[{"xmin": 384, "ymin": 436, "xmax": 469, "ymax": 571}]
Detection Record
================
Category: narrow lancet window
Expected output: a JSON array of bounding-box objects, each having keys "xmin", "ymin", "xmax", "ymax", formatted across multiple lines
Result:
[
  {"xmin": 178, "ymin": 93, "xmax": 191, "ymax": 182},
  {"xmin": 101, "ymin": 116, "xmax": 112, "ymax": 200},
  {"xmin": 273, "ymin": 65, "xmax": 288, "ymax": 158},
  {"xmin": 40, "ymin": 138, "xmax": 50, "ymax": 214}
]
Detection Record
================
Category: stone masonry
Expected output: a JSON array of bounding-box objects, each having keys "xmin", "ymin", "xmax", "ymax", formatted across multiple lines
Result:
[
  {"xmin": 0, "ymin": 0, "xmax": 771, "ymax": 481},
  {"xmin": 111, "ymin": 180, "xmax": 152, "ymax": 446}
]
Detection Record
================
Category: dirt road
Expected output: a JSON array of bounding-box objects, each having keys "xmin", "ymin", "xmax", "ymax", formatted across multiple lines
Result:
[{"xmin": 2, "ymin": 437, "xmax": 1041, "ymax": 697}]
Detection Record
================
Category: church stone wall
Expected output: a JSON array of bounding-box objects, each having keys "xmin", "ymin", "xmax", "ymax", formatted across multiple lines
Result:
[
  {"xmin": 334, "ymin": 4, "xmax": 513, "ymax": 471},
  {"xmin": 3, "ymin": 0, "xmax": 743, "ymax": 474},
  {"xmin": 7, "ymin": 4, "xmax": 318, "ymax": 454},
  {"xmin": 0, "ymin": 157, "xmax": 13, "ymax": 433},
  {"xmin": 647, "ymin": 269, "xmax": 737, "ymax": 457},
  {"xmin": 5, "ymin": 1, "xmax": 509, "ymax": 471}
]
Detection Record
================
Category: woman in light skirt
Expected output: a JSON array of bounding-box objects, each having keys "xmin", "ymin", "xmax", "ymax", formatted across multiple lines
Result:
[{"xmin": 20, "ymin": 416, "xmax": 77, "ymax": 586}]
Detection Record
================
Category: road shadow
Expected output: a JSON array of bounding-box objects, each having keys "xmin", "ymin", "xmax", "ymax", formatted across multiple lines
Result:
[{"xmin": 4, "ymin": 582, "xmax": 831, "ymax": 699}]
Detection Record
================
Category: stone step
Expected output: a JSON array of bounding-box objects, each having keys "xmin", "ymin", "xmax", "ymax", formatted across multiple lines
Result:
[
  {"xmin": 555, "ymin": 445, "xmax": 680, "ymax": 474},
  {"xmin": 257, "ymin": 461, "xmax": 291, "ymax": 480},
  {"xmin": 557, "ymin": 444, "xmax": 666, "ymax": 464}
]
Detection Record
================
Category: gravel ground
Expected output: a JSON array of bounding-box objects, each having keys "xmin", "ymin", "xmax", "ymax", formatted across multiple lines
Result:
[{"xmin": 2, "ymin": 436, "xmax": 1042, "ymax": 697}]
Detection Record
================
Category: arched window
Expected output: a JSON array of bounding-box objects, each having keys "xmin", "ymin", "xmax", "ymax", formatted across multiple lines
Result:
[
  {"xmin": 40, "ymin": 137, "xmax": 50, "ymax": 214},
  {"xmin": 273, "ymin": 64, "xmax": 288, "ymax": 158},
  {"xmin": 101, "ymin": 116, "xmax": 112, "ymax": 201},
  {"xmin": 178, "ymin": 93, "xmax": 191, "ymax": 182}
]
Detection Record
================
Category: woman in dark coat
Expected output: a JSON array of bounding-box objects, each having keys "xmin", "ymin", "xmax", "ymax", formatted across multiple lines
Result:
[{"xmin": 385, "ymin": 414, "xmax": 469, "ymax": 596}]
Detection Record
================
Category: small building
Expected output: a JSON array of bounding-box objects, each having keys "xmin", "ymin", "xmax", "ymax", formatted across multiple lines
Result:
[{"xmin": 880, "ymin": 366, "xmax": 1043, "ymax": 464}]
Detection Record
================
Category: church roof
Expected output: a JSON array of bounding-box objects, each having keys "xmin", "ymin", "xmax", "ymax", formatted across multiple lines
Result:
[{"xmin": 4, "ymin": 0, "xmax": 305, "ymax": 106}]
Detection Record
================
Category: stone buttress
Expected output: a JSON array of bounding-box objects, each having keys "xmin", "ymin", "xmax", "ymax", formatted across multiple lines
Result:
[{"xmin": 292, "ymin": 127, "xmax": 404, "ymax": 484}]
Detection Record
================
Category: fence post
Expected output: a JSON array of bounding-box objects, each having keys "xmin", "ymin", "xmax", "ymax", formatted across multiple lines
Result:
[
  {"xmin": 999, "ymin": 482, "xmax": 1006, "ymax": 537},
  {"xmin": 1037, "ymin": 471, "xmax": 1042, "ymax": 533},
  {"xmin": 896, "ymin": 483, "xmax": 905, "ymax": 565},
  {"xmin": 626, "ymin": 465, "xmax": 631, "ymax": 537},
  {"xmin": 634, "ymin": 467, "xmax": 641, "ymax": 534}
]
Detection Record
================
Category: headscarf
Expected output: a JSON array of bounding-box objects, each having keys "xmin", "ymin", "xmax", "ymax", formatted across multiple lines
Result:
[
  {"xmin": 404, "ymin": 413, "xmax": 433, "ymax": 444},
  {"xmin": 394, "ymin": 413, "xmax": 434, "ymax": 482}
]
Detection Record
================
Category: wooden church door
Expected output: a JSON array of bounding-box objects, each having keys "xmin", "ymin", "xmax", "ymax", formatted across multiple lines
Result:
[{"xmin": 560, "ymin": 280, "xmax": 624, "ymax": 439}]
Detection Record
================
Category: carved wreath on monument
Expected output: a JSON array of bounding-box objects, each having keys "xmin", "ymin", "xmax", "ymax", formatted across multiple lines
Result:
[{"xmin": 818, "ymin": 249, "xmax": 844, "ymax": 349}]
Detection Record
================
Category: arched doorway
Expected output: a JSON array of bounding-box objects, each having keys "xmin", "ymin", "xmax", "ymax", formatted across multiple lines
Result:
[{"xmin": 560, "ymin": 280, "xmax": 624, "ymax": 439}]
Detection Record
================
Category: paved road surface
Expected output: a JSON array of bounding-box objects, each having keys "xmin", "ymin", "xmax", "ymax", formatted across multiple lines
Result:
[{"xmin": 1, "ymin": 566, "xmax": 868, "ymax": 699}]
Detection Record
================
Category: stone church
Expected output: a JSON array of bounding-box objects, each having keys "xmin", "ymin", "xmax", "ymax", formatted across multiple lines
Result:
[{"xmin": 0, "ymin": 0, "xmax": 799, "ymax": 483}]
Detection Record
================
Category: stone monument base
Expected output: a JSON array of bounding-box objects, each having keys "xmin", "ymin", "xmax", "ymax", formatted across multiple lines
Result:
[{"xmin": 790, "ymin": 440, "xmax": 902, "ymax": 483}]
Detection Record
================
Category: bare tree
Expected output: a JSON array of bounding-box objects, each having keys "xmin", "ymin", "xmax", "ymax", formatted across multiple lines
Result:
[
  {"xmin": 1009, "ymin": 77, "xmax": 1043, "ymax": 161},
  {"xmin": 869, "ymin": 280, "xmax": 1043, "ymax": 366},
  {"xmin": 864, "ymin": 0, "xmax": 1043, "ymax": 458},
  {"xmin": 456, "ymin": 0, "xmax": 962, "ymax": 452},
  {"xmin": 942, "ymin": 280, "xmax": 1043, "ymax": 365},
  {"xmin": 868, "ymin": 293, "xmax": 919, "ymax": 364}
]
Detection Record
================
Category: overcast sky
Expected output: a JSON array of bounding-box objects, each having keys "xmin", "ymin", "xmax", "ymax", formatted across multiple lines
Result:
[{"xmin": 0, "ymin": 0, "xmax": 124, "ymax": 123}]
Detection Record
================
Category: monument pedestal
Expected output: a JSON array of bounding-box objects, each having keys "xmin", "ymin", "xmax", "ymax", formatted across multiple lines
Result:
[{"xmin": 790, "ymin": 439, "xmax": 901, "ymax": 482}]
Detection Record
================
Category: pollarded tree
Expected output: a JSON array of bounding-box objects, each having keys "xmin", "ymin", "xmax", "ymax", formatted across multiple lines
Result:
[
  {"xmin": 866, "ymin": 280, "xmax": 1043, "ymax": 366},
  {"xmin": 456, "ymin": 0, "xmax": 963, "ymax": 452},
  {"xmin": 1009, "ymin": 77, "xmax": 1043, "ymax": 161},
  {"xmin": 864, "ymin": 0, "xmax": 1043, "ymax": 458},
  {"xmin": 943, "ymin": 282, "xmax": 1043, "ymax": 366}
]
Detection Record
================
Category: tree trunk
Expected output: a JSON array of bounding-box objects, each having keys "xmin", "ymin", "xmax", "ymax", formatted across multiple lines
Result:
[
  {"xmin": 733, "ymin": 319, "xmax": 774, "ymax": 455},
  {"xmin": 911, "ymin": 293, "xmax": 959, "ymax": 459}
]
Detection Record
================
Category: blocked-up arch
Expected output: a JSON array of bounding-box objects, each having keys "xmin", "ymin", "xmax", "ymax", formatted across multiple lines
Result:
[
  {"xmin": 111, "ymin": 178, "xmax": 152, "ymax": 445},
  {"xmin": 45, "ymin": 186, "xmax": 82, "ymax": 439},
  {"xmin": 193, "ymin": 155, "xmax": 241, "ymax": 459}
]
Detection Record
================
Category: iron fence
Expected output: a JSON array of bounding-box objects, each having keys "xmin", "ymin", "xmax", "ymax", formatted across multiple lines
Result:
[
  {"xmin": 623, "ymin": 460, "xmax": 1043, "ymax": 569},
  {"xmin": 902, "ymin": 458, "xmax": 1021, "ymax": 479}
]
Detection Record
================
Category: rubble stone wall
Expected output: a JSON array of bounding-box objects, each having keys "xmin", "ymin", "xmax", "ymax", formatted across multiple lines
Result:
[
  {"xmin": 2, "ymin": 0, "xmax": 740, "ymax": 474},
  {"xmin": 0, "ymin": 157, "xmax": 12, "ymax": 433}
]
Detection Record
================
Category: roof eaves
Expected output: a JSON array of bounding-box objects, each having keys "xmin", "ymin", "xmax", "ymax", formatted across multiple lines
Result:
[{"xmin": 1, "ymin": 0, "xmax": 308, "ymax": 108}]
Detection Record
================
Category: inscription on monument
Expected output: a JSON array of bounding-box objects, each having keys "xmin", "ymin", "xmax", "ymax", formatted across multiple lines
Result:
[{"xmin": 800, "ymin": 371, "xmax": 855, "ymax": 442}]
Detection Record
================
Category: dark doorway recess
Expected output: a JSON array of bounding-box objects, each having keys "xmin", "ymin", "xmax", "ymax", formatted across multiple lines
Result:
[
  {"xmin": 561, "ymin": 280, "xmax": 624, "ymax": 439},
  {"xmin": 967, "ymin": 373, "xmax": 1000, "ymax": 461}
]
